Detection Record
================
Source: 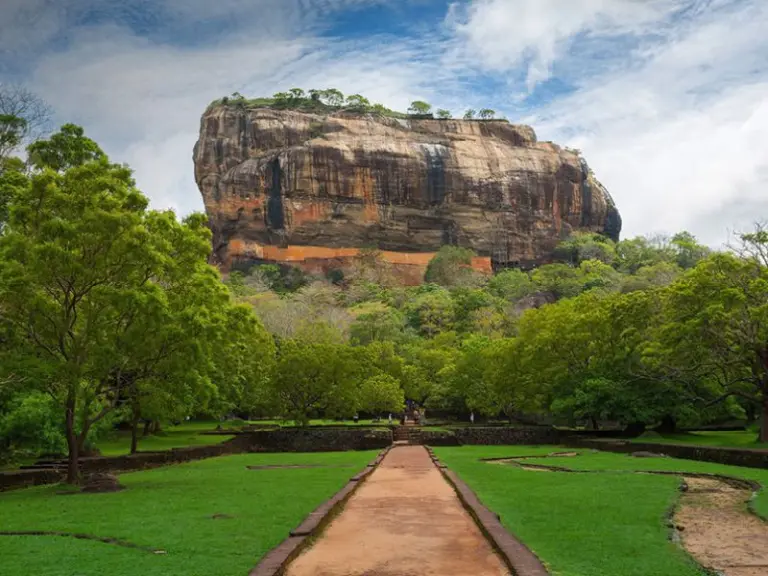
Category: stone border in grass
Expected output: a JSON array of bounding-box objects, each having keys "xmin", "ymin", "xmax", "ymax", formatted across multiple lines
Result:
[
  {"xmin": 237, "ymin": 428, "xmax": 392, "ymax": 453},
  {"xmin": 248, "ymin": 446, "xmax": 391, "ymax": 576},
  {"xmin": 0, "ymin": 429, "xmax": 392, "ymax": 492},
  {"xmin": 565, "ymin": 437, "xmax": 768, "ymax": 470},
  {"xmin": 424, "ymin": 446, "xmax": 550, "ymax": 576},
  {"xmin": 0, "ymin": 530, "xmax": 165, "ymax": 554}
]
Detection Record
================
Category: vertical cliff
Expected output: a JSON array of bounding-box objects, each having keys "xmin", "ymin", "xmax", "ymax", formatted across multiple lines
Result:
[{"xmin": 193, "ymin": 105, "xmax": 621, "ymax": 282}]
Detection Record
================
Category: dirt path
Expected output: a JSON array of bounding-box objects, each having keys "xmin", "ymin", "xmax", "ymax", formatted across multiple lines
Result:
[
  {"xmin": 492, "ymin": 454, "xmax": 768, "ymax": 575},
  {"xmin": 676, "ymin": 477, "xmax": 768, "ymax": 576},
  {"xmin": 285, "ymin": 445, "xmax": 509, "ymax": 576}
]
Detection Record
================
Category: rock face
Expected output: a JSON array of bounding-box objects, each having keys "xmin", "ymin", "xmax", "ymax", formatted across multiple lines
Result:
[{"xmin": 194, "ymin": 106, "xmax": 621, "ymax": 283}]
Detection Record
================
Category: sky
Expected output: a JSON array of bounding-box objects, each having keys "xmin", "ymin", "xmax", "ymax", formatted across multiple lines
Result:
[{"xmin": 1, "ymin": 0, "xmax": 766, "ymax": 246}]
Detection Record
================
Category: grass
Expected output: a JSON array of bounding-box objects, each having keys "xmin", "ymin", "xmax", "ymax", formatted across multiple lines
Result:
[
  {"xmin": 631, "ymin": 429, "xmax": 768, "ymax": 450},
  {"xmin": 0, "ymin": 450, "xmax": 375, "ymax": 576},
  {"xmin": 434, "ymin": 445, "xmax": 768, "ymax": 576},
  {"xmin": 4, "ymin": 419, "xmax": 385, "ymax": 467},
  {"xmin": 95, "ymin": 421, "xmax": 234, "ymax": 456},
  {"xmin": 95, "ymin": 419, "xmax": 388, "ymax": 456}
]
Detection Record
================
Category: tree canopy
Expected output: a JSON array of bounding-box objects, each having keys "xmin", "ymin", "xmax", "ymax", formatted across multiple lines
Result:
[{"xmin": 4, "ymin": 84, "xmax": 768, "ymax": 472}]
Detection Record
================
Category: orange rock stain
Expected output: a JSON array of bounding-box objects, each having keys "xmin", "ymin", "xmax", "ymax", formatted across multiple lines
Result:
[
  {"xmin": 225, "ymin": 240, "xmax": 492, "ymax": 285},
  {"xmin": 287, "ymin": 200, "xmax": 329, "ymax": 227}
]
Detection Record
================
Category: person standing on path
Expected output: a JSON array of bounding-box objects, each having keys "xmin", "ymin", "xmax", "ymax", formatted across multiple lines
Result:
[{"xmin": 470, "ymin": 411, "xmax": 475, "ymax": 425}]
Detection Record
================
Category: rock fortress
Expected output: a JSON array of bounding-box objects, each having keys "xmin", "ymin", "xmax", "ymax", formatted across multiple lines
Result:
[{"xmin": 194, "ymin": 103, "xmax": 621, "ymax": 284}]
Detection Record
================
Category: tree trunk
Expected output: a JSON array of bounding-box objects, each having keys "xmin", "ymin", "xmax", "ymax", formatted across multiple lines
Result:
[
  {"xmin": 65, "ymin": 391, "xmax": 79, "ymax": 485},
  {"xmin": 130, "ymin": 416, "xmax": 140, "ymax": 454},
  {"xmin": 745, "ymin": 402, "xmax": 756, "ymax": 425},
  {"xmin": 130, "ymin": 399, "xmax": 140, "ymax": 454},
  {"xmin": 760, "ymin": 400, "xmax": 768, "ymax": 443},
  {"xmin": 590, "ymin": 417, "xmax": 600, "ymax": 430},
  {"xmin": 623, "ymin": 421, "xmax": 646, "ymax": 438},
  {"xmin": 657, "ymin": 414, "xmax": 677, "ymax": 434}
]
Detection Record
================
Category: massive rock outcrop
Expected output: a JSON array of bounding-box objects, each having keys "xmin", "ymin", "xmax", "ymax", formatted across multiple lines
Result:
[{"xmin": 194, "ymin": 105, "xmax": 621, "ymax": 283}]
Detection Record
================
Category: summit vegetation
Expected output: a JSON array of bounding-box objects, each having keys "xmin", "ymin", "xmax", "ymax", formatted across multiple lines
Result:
[{"xmin": 208, "ymin": 88, "xmax": 500, "ymax": 121}]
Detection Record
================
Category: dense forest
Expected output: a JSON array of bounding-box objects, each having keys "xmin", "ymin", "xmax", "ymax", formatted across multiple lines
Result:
[{"xmin": 1, "ymin": 86, "xmax": 768, "ymax": 484}]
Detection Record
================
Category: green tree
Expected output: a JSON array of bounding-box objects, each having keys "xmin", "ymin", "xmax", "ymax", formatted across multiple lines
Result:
[
  {"xmin": 27, "ymin": 123, "xmax": 104, "ymax": 172},
  {"xmin": 441, "ymin": 335, "xmax": 496, "ymax": 415},
  {"xmin": 484, "ymin": 337, "xmax": 543, "ymax": 422},
  {"xmin": 400, "ymin": 335, "xmax": 458, "ymax": 406},
  {"xmin": 649, "ymin": 252, "xmax": 768, "ymax": 440},
  {"xmin": 615, "ymin": 236, "xmax": 675, "ymax": 273},
  {"xmin": 620, "ymin": 261, "xmax": 681, "ymax": 293},
  {"xmin": 577, "ymin": 259, "xmax": 622, "ymax": 293},
  {"xmin": 349, "ymin": 307, "xmax": 406, "ymax": 345},
  {"xmin": 0, "ymin": 127, "xmax": 158, "ymax": 482},
  {"xmin": 345, "ymin": 94, "xmax": 370, "ymax": 110},
  {"xmin": 550, "ymin": 377, "xmax": 629, "ymax": 429},
  {"xmin": 0, "ymin": 114, "xmax": 27, "ymax": 160},
  {"xmin": 320, "ymin": 89, "xmax": 345, "ymax": 107},
  {"xmin": 531, "ymin": 263, "xmax": 582, "ymax": 299},
  {"xmin": 0, "ymin": 156, "xmax": 27, "ymax": 230},
  {"xmin": 479, "ymin": 108, "xmax": 496, "ymax": 119},
  {"xmin": 424, "ymin": 245, "xmax": 482, "ymax": 287},
  {"xmin": 463, "ymin": 109, "xmax": 476, "ymax": 119},
  {"xmin": 554, "ymin": 232, "xmax": 616, "ymax": 266},
  {"xmin": 359, "ymin": 374, "xmax": 404, "ymax": 418},
  {"xmin": 451, "ymin": 288, "xmax": 500, "ymax": 334},
  {"xmin": 288, "ymin": 88, "xmax": 305, "ymax": 100},
  {"xmin": 208, "ymin": 304, "xmax": 276, "ymax": 419},
  {"xmin": 270, "ymin": 338, "xmax": 360, "ymax": 425},
  {"xmin": 436, "ymin": 109, "xmax": 452, "ymax": 119},
  {"xmin": 272, "ymin": 92, "xmax": 291, "ymax": 107},
  {"xmin": 487, "ymin": 268, "xmax": 536, "ymax": 302},
  {"xmin": 405, "ymin": 287, "xmax": 455, "ymax": 337},
  {"xmin": 671, "ymin": 231, "xmax": 710, "ymax": 269},
  {"xmin": 408, "ymin": 101, "xmax": 432, "ymax": 115}
]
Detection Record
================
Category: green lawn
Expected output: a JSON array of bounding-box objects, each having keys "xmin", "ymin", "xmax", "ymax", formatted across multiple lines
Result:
[
  {"xmin": 434, "ymin": 445, "xmax": 768, "ymax": 576},
  {"xmin": 631, "ymin": 429, "xmax": 768, "ymax": 450},
  {"xmin": 0, "ymin": 450, "xmax": 375, "ymax": 576},
  {"xmin": 94, "ymin": 421, "xmax": 234, "ymax": 456}
]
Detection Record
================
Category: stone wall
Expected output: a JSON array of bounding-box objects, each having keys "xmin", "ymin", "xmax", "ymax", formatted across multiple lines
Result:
[
  {"xmin": 0, "ymin": 468, "xmax": 63, "ymax": 492},
  {"xmin": 239, "ymin": 428, "xmax": 392, "ymax": 452},
  {"xmin": 0, "ymin": 440, "xmax": 246, "ymax": 492},
  {"xmin": 451, "ymin": 426, "xmax": 560, "ymax": 445},
  {"xmin": 0, "ymin": 429, "xmax": 391, "ymax": 492},
  {"xmin": 416, "ymin": 430, "xmax": 460, "ymax": 446},
  {"xmin": 79, "ymin": 441, "xmax": 245, "ymax": 474},
  {"xmin": 564, "ymin": 437, "xmax": 768, "ymax": 470}
]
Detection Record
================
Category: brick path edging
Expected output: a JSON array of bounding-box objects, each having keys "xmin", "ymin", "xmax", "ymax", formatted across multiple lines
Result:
[
  {"xmin": 248, "ymin": 446, "xmax": 391, "ymax": 576},
  {"xmin": 425, "ymin": 446, "xmax": 550, "ymax": 576}
]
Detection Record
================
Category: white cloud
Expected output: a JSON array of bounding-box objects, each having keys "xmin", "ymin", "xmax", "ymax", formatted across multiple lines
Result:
[
  {"xmin": 3, "ymin": 0, "xmax": 767, "ymax": 247},
  {"xmin": 525, "ymin": 0, "xmax": 768, "ymax": 245},
  {"xmin": 22, "ymin": 7, "xmax": 454, "ymax": 215},
  {"xmin": 447, "ymin": 0, "xmax": 685, "ymax": 90}
]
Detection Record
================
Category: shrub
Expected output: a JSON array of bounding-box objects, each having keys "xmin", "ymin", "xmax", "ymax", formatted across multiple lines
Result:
[{"xmin": 0, "ymin": 392, "xmax": 66, "ymax": 458}]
